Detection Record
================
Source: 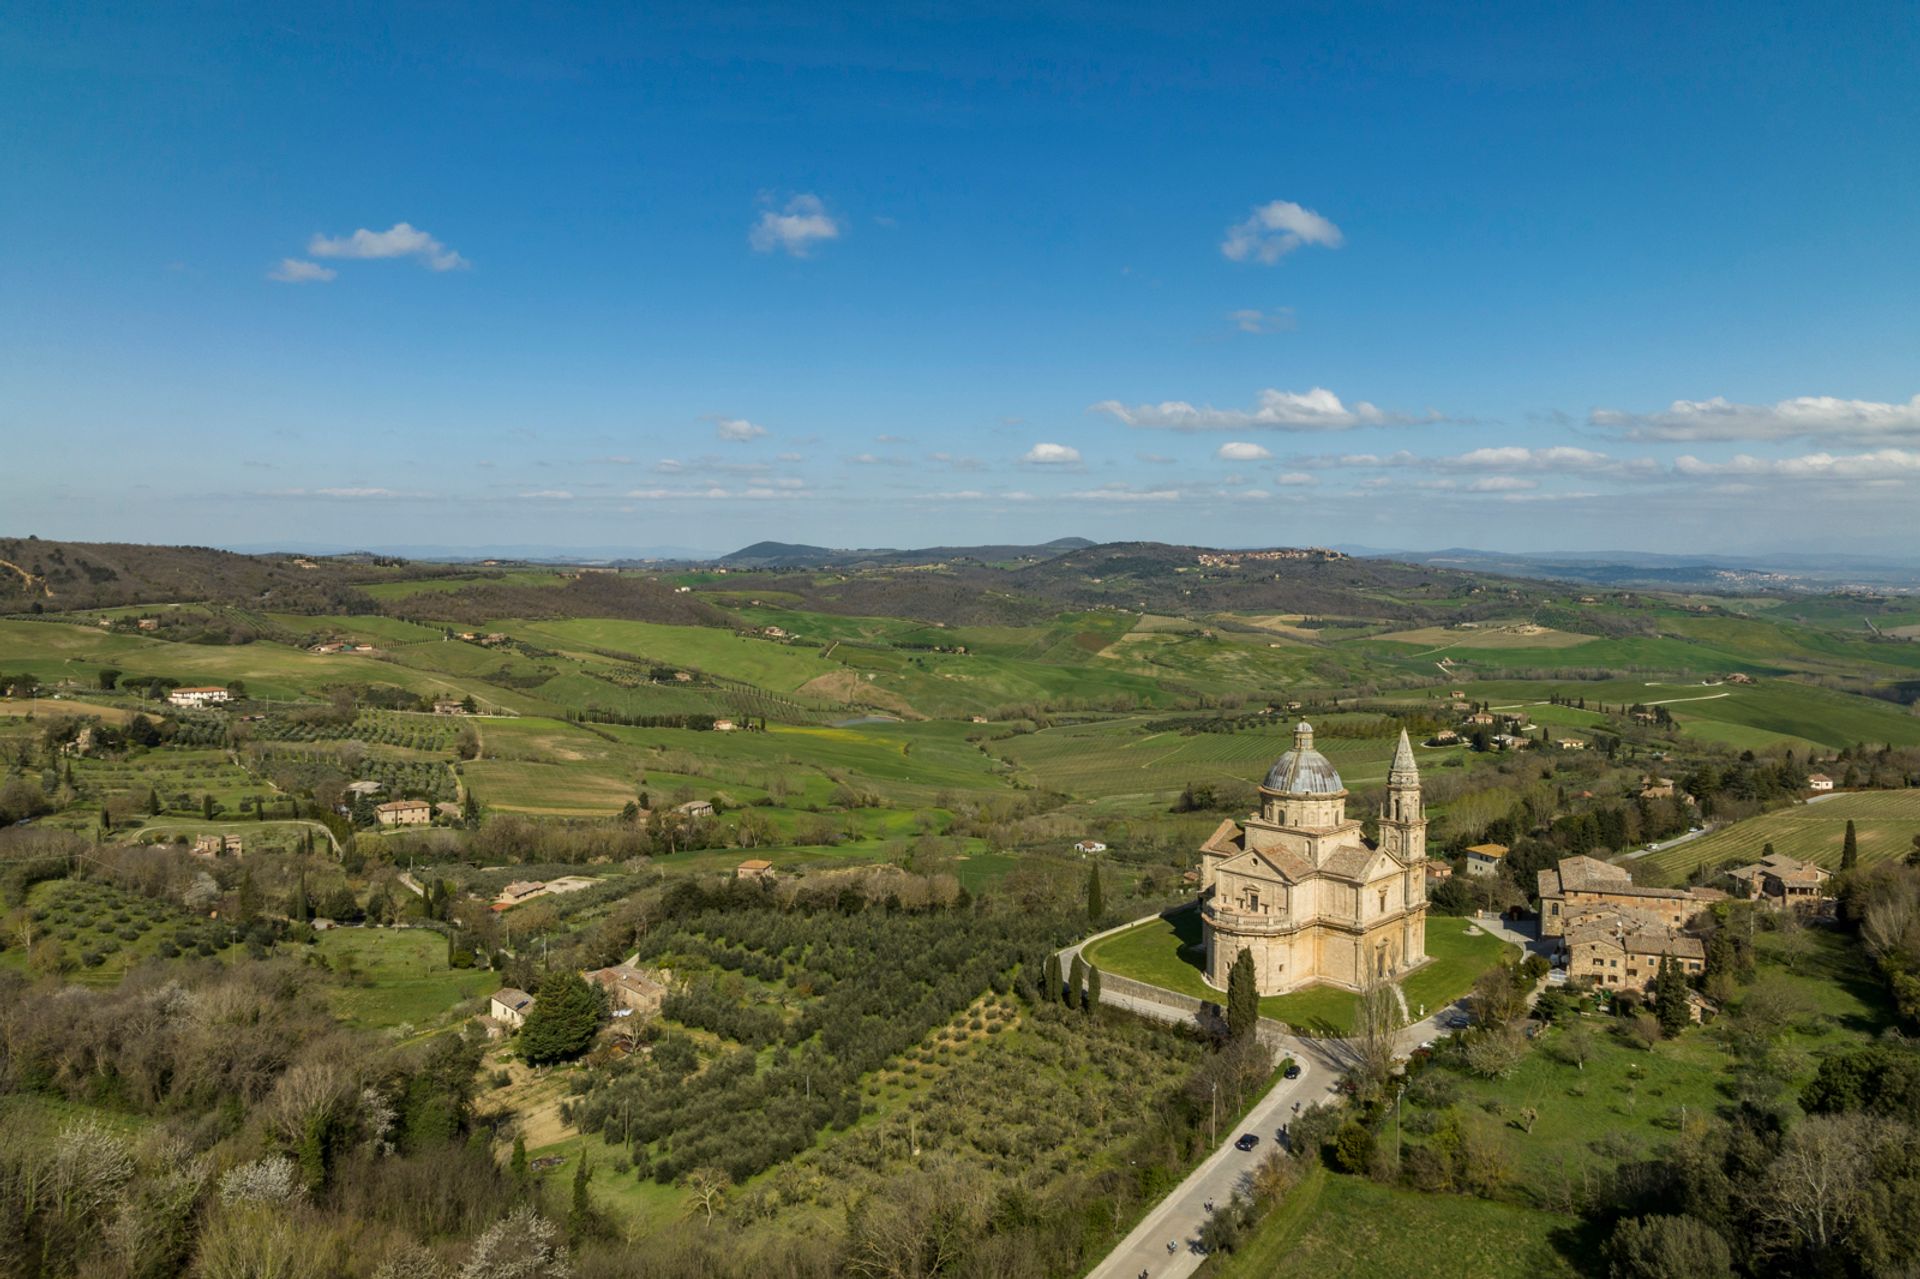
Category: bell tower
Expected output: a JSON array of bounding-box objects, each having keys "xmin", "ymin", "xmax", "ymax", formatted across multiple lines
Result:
[{"xmin": 1378, "ymin": 729, "xmax": 1426, "ymax": 865}]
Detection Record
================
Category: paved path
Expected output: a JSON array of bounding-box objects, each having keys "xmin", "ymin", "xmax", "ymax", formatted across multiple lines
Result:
[{"xmin": 1082, "ymin": 914, "xmax": 1536, "ymax": 1278}]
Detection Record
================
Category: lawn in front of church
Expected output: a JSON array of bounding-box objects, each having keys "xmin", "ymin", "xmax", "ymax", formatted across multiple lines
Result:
[{"xmin": 1082, "ymin": 911, "xmax": 1515, "ymax": 1035}]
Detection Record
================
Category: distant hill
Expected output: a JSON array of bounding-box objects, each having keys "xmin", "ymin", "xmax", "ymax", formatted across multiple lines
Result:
[
  {"xmin": 0, "ymin": 537, "xmax": 380, "ymax": 613},
  {"xmin": 718, "ymin": 537, "xmax": 1094, "ymax": 569}
]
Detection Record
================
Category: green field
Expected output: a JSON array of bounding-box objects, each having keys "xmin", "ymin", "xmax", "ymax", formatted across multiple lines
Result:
[
  {"xmin": 1640, "ymin": 789, "xmax": 1920, "ymax": 878},
  {"xmin": 315, "ymin": 927, "xmax": 498, "ymax": 1030},
  {"xmin": 1083, "ymin": 911, "xmax": 1515, "ymax": 1033},
  {"xmin": 1203, "ymin": 1166, "xmax": 1587, "ymax": 1278},
  {"xmin": 1452, "ymin": 676, "xmax": 1920, "ymax": 751},
  {"xmin": 994, "ymin": 716, "xmax": 1437, "ymax": 804}
]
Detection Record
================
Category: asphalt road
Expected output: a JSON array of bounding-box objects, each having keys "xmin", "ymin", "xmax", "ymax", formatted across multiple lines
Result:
[
  {"xmin": 1086, "ymin": 1045, "xmax": 1342, "ymax": 1279},
  {"xmin": 1082, "ymin": 916, "xmax": 1536, "ymax": 1279}
]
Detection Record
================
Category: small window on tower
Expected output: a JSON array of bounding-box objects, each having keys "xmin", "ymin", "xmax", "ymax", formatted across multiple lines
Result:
[{"xmin": 1378, "ymin": 888, "xmax": 1388, "ymax": 913}]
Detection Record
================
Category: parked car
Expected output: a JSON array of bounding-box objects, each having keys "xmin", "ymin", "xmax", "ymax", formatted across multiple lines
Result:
[
  {"xmin": 1234, "ymin": 1133, "xmax": 1260, "ymax": 1152},
  {"xmin": 1283, "ymin": 1063, "xmax": 1303, "ymax": 1080}
]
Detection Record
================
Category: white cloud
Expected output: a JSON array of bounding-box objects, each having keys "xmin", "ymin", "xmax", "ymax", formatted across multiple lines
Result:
[
  {"xmin": 1326, "ymin": 446, "xmax": 1637, "ymax": 476},
  {"xmin": 1066, "ymin": 486, "xmax": 1181, "ymax": 502},
  {"xmin": 311, "ymin": 487, "xmax": 423, "ymax": 499},
  {"xmin": 777, "ymin": 452, "xmax": 804, "ymax": 463},
  {"xmin": 1673, "ymin": 448, "xmax": 1920, "ymax": 479},
  {"xmin": 1276, "ymin": 472, "xmax": 1316, "ymax": 486},
  {"xmin": 1465, "ymin": 476, "xmax": 1538, "ymax": 493},
  {"xmin": 519, "ymin": 489, "xmax": 574, "ymax": 499},
  {"xmin": 749, "ymin": 193, "xmax": 842, "ymax": 257},
  {"xmin": 1022, "ymin": 442, "xmax": 1082, "ymax": 465},
  {"xmin": 711, "ymin": 417, "xmax": 768, "ymax": 442},
  {"xmin": 653, "ymin": 459, "xmax": 685, "ymax": 473},
  {"xmin": 1215, "ymin": 441, "xmax": 1273, "ymax": 461},
  {"xmin": 1227, "ymin": 488, "xmax": 1271, "ymax": 501},
  {"xmin": 1221, "ymin": 200, "xmax": 1343, "ymax": 264},
  {"xmin": 307, "ymin": 222, "xmax": 468, "ymax": 271},
  {"xmin": 1229, "ymin": 307, "xmax": 1296, "ymax": 334},
  {"xmin": 1093, "ymin": 386, "xmax": 1404, "ymax": 432},
  {"xmin": 267, "ymin": 258, "xmax": 336, "ymax": 284},
  {"xmin": 1592, "ymin": 394, "xmax": 1920, "ymax": 444}
]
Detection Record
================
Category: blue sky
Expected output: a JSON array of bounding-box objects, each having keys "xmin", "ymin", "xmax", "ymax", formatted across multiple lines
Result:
[{"xmin": 5, "ymin": 2, "xmax": 1918, "ymax": 557}]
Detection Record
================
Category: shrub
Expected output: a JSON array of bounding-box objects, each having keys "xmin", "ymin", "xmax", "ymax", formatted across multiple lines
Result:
[{"xmin": 1331, "ymin": 1121, "xmax": 1376, "ymax": 1174}]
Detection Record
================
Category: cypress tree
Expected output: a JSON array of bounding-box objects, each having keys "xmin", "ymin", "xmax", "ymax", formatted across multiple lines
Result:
[
  {"xmin": 1042, "ymin": 952, "xmax": 1061, "ymax": 1003},
  {"xmin": 510, "ymin": 1133, "xmax": 528, "ymax": 1185},
  {"xmin": 201, "ymin": 793, "xmax": 214, "ymax": 820},
  {"xmin": 1227, "ymin": 948, "xmax": 1258, "ymax": 1041},
  {"xmin": 1842, "ymin": 821, "xmax": 1859, "ymax": 871},
  {"xmin": 237, "ymin": 869, "xmax": 260, "ymax": 925},
  {"xmin": 519, "ymin": 971, "xmax": 608, "ymax": 1065},
  {"xmin": 145, "ymin": 787, "xmax": 160, "ymax": 815},
  {"xmin": 1069, "ymin": 954, "xmax": 1089, "ymax": 1011},
  {"xmin": 1086, "ymin": 863, "xmax": 1104, "ymax": 922},
  {"xmin": 290, "ymin": 869, "xmax": 309, "ymax": 923},
  {"xmin": 1654, "ymin": 956, "xmax": 1690, "ymax": 1037},
  {"xmin": 569, "ymin": 1152, "xmax": 593, "ymax": 1235},
  {"xmin": 1086, "ymin": 964, "xmax": 1102, "ymax": 1013}
]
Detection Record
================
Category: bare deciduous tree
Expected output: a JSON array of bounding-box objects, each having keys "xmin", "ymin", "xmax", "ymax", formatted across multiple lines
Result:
[
  {"xmin": 1753, "ymin": 1113, "xmax": 1873, "ymax": 1259},
  {"xmin": 682, "ymin": 1166, "xmax": 732, "ymax": 1228}
]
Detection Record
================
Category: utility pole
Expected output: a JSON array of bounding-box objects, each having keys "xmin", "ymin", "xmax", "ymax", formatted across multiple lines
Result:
[{"xmin": 1211, "ymin": 1079, "xmax": 1218, "ymax": 1148}]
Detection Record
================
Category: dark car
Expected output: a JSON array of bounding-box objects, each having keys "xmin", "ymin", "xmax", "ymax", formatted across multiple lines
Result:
[
  {"xmin": 1234, "ymin": 1133, "xmax": 1260, "ymax": 1152},
  {"xmin": 1283, "ymin": 1063, "xmax": 1302, "ymax": 1080}
]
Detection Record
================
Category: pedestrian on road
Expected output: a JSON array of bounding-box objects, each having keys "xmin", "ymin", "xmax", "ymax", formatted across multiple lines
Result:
[{"xmin": 1167, "ymin": 1240, "xmax": 1177, "ymax": 1255}]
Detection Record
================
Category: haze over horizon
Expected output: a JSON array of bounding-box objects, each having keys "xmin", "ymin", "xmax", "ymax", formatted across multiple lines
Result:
[{"xmin": 6, "ymin": 3, "xmax": 1918, "ymax": 556}]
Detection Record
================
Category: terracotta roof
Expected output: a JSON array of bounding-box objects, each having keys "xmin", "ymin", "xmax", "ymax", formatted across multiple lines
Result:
[
  {"xmin": 1465, "ymin": 843, "xmax": 1509, "ymax": 859},
  {"xmin": 1320, "ymin": 847, "xmax": 1379, "ymax": 880},
  {"xmin": 1217, "ymin": 845, "xmax": 1311, "ymax": 884},
  {"xmin": 1200, "ymin": 818, "xmax": 1245, "ymax": 857}
]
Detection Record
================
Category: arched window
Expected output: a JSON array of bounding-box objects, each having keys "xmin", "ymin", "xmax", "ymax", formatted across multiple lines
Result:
[{"xmin": 1378, "ymin": 888, "xmax": 1388, "ymax": 914}]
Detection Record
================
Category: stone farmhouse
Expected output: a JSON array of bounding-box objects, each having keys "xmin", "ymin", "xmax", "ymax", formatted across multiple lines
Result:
[
  {"xmin": 1808, "ymin": 773, "xmax": 1834, "ymax": 792},
  {"xmin": 375, "ymin": 799, "xmax": 433, "ymax": 827},
  {"xmin": 167, "ymin": 686, "xmax": 231, "ymax": 708},
  {"xmin": 1564, "ymin": 911, "xmax": 1706, "ymax": 994},
  {"xmin": 1196, "ymin": 723, "xmax": 1429, "ymax": 996},
  {"xmin": 585, "ymin": 964, "xmax": 668, "ymax": 1016},
  {"xmin": 191, "ymin": 833, "xmax": 244, "ymax": 857},
  {"xmin": 735, "ymin": 859, "xmax": 776, "ymax": 882},
  {"xmin": 1726, "ymin": 851, "xmax": 1832, "ymax": 911},
  {"xmin": 489, "ymin": 988, "xmax": 535, "ymax": 1028},
  {"xmin": 1537, "ymin": 855, "xmax": 1723, "ymax": 938}
]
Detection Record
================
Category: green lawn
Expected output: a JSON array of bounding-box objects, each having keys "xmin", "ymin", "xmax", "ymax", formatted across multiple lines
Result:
[
  {"xmin": 315, "ymin": 927, "xmax": 497, "ymax": 1030},
  {"xmin": 1394, "ymin": 928, "xmax": 1890, "ymax": 1200},
  {"xmin": 1083, "ymin": 911, "xmax": 1515, "ymax": 1034},
  {"xmin": 1203, "ymin": 1166, "xmax": 1590, "ymax": 1278}
]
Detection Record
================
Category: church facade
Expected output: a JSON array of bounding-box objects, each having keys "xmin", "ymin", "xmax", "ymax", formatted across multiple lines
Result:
[{"xmin": 1197, "ymin": 723, "xmax": 1429, "ymax": 995}]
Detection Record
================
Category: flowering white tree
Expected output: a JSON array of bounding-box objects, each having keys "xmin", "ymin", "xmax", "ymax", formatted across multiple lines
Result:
[
  {"xmin": 460, "ymin": 1205, "xmax": 571, "ymax": 1279},
  {"xmin": 218, "ymin": 1155, "xmax": 305, "ymax": 1207}
]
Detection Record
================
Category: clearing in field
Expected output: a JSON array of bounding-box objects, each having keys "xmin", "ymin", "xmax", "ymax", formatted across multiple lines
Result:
[
  {"xmin": 1373, "ymin": 623, "xmax": 1598, "ymax": 652},
  {"xmin": 1639, "ymin": 790, "xmax": 1920, "ymax": 879},
  {"xmin": 315, "ymin": 927, "xmax": 497, "ymax": 1031}
]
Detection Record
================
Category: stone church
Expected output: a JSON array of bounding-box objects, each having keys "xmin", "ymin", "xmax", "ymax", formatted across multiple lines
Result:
[{"xmin": 1197, "ymin": 722, "xmax": 1429, "ymax": 995}]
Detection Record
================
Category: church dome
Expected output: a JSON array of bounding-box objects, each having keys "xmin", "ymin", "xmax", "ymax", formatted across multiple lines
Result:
[{"xmin": 1263, "ymin": 722, "xmax": 1344, "ymax": 794}]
